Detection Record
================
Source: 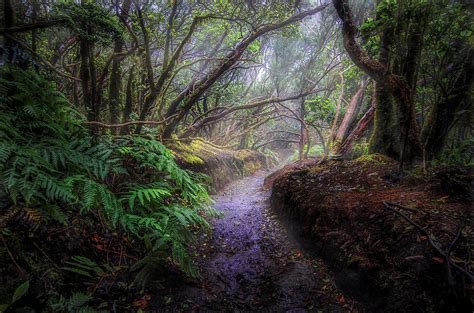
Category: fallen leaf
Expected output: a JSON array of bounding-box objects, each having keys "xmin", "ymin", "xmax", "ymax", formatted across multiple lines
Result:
[
  {"xmin": 432, "ymin": 257, "xmax": 444, "ymax": 264},
  {"xmin": 133, "ymin": 294, "xmax": 151, "ymax": 310}
]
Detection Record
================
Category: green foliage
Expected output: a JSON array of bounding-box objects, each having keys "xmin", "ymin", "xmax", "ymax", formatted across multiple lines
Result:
[
  {"xmin": 63, "ymin": 256, "xmax": 104, "ymax": 278},
  {"xmin": 431, "ymin": 139, "xmax": 473, "ymax": 166},
  {"xmin": 359, "ymin": 0, "xmax": 399, "ymax": 38},
  {"xmin": 0, "ymin": 280, "xmax": 30, "ymax": 312},
  {"xmin": 49, "ymin": 292, "xmax": 98, "ymax": 313},
  {"xmin": 290, "ymin": 145, "xmax": 324, "ymax": 161},
  {"xmin": 352, "ymin": 141, "xmax": 370, "ymax": 158},
  {"xmin": 305, "ymin": 96, "xmax": 336, "ymax": 124},
  {"xmin": 54, "ymin": 1, "xmax": 123, "ymax": 44},
  {"xmin": 11, "ymin": 281, "xmax": 29, "ymax": 304},
  {"xmin": 0, "ymin": 68, "xmax": 215, "ymax": 280}
]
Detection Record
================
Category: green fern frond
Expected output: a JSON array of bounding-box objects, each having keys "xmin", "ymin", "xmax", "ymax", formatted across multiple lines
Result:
[
  {"xmin": 124, "ymin": 186, "xmax": 171, "ymax": 210},
  {"xmin": 0, "ymin": 68, "xmax": 215, "ymax": 281}
]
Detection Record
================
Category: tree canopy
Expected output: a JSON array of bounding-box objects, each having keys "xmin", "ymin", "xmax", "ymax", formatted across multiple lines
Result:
[{"xmin": 0, "ymin": 0, "xmax": 472, "ymax": 310}]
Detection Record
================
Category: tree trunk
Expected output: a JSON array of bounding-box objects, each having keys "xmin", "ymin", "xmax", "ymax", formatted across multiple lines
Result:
[
  {"xmin": 335, "ymin": 77, "xmax": 368, "ymax": 144},
  {"xmin": 31, "ymin": 0, "xmax": 39, "ymax": 53},
  {"xmin": 108, "ymin": 0, "xmax": 132, "ymax": 135},
  {"xmin": 329, "ymin": 72, "xmax": 345, "ymax": 144},
  {"xmin": 369, "ymin": 81, "xmax": 400, "ymax": 157},
  {"xmin": 368, "ymin": 4, "xmax": 399, "ymax": 158},
  {"xmin": 332, "ymin": 0, "xmax": 421, "ymax": 170},
  {"xmin": 79, "ymin": 41, "xmax": 91, "ymax": 115},
  {"xmin": 338, "ymin": 85, "xmax": 377, "ymax": 155},
  {"xmin": 337, "ymin": 106, "xmax": 375, "ymax": 155},
  {"xmin": 397, "ymin": 15, "xmax": 425, "ymax": 162},
  {"xmin": 120, "ymin": 68, "xmax": 135, "ymax": 135},
  {"xmin": 3, "ymin": 0, "xmax": 15, "ymax": 64},
  {"xmin": 298, "ymin": 97, "xmax": 307, "ymax": 160}
]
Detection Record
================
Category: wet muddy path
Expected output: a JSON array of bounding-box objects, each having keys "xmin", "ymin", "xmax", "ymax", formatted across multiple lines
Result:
[{"xmin": 156, "ymin": 169, "xmax": 352, "ymax": 312}]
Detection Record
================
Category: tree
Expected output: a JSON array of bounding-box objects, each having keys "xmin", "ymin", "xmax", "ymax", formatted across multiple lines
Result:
[
  {"xmin": 108, "ymin": 0, "xmax": 132, "ymax": 135},
  {"xmin": 160, "ymin": 4, "xmax": 329, "ymax": 138},
  {"xmin": 332, "ymin": 0, "xmax": 422, "ymax": 170}
]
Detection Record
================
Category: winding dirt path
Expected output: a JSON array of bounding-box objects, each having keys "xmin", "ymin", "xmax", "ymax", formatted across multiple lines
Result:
[{"xmin": 156, "ymin": 170, "xmax": 352, "ymax": 312}]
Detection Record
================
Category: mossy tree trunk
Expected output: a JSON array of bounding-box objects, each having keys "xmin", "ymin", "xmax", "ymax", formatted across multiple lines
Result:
[
  {"xmin": 368, "ymin": 21, "xmax": 400, "ymax": 158},
  {"xmin": 109, "ymin": 0, "xmax": 132, "ymax": 135},
  {"xmin": 80, "ymin": 39, "xmax": 98, "ymax": 132},
  {"xmin": 298, "ymin": 97, "xmax": 306, "ymax": 160},
  {"xmin": 396, "ymin": 13, "xmax": 425, "ymax": 161},
  {"xmin": 333, "ymin": 0, "xmax": 422, "ymax": 170},
  {"xmin": 369, "ymin": 82, "xmax": 400, "ymax": 158},
  {"xmin": 3, "ymin": 0, "xmax": 17, "ymax": 65},
  {"xmin": 120, "ymin": 68, "xmax": 135, "ymax": 135}
]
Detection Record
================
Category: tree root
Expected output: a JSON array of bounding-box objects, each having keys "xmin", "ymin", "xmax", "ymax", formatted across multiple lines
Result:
[{"xmin": 382, "ymin": 201, "xmax": 473, "ymax": 283}]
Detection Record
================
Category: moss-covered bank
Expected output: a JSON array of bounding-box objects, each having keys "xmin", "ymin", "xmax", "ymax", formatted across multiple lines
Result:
[{"xmin": 168, "ymin": 138, "xmax": 273, "ymax": 191}]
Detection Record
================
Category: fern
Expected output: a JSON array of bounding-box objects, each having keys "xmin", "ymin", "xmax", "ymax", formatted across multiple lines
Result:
[
  {"xmin": 50, "ymin": 292, "xmax": 96, "ymax": 313},
  {"xmin": 124, "ymin": 184, "xmax": 172, "ymax": 210},
  {"xmin": 63, "ymin": 256, "xmax": 104, "ymax": 278},
  {"xmin": 0, "ymin": 67, "xmax": 216, "ymax": 281}
]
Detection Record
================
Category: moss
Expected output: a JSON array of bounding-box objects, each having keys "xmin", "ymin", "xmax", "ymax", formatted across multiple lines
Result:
[
  {"xmin": 179, "ymin": 152, "xmax": 205, "ymax": 165},
  {"xmin": 171, "ymin": 139, "xmax": 227, "ymax": 164},
  {"xmin": 369, "ymin": 86, "xmax": 401, "ymax": 159},
  {"xmin": 170, "ymin": 140, "xmax": 206, "ymax": 165},
  {"xmin": 308, "ymin": 165, "xmax": 325, "ymax": 175},
  {"xmin": 235, "ymin": 149, "xmax": 256, "ymax": 160},
  {"xmin": 353, "ymin": 153, "xmax": 393, "ymax": 164},
  {"xmin": 406, "ymin": 166, "xmax": 430, "ymax": 180},
  {"xmin": 167, "ymin": 139, "xmax": 269, "ymax": 190},
  {"xmin": 243, "ymin": 161, "xmax": 261, "ymax": 175}
]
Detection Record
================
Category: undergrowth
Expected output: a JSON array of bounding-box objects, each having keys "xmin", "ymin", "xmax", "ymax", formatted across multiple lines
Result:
[
  {"xmin": 289, "ymin": 144, "xmax": 323, "ymax": 161},
  {"xmin": 0, "ymin": 68, "xmax": 218, "ymax": 310}
]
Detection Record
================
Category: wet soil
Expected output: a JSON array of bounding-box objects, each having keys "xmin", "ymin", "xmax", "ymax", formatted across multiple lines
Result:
[
  {"xmin": 271, "ymin": 157, "xmax": 473, "ymax": 312},
  {"xmin": 152, "ymin": 169, "xmax": 357, "ymax": 312}
]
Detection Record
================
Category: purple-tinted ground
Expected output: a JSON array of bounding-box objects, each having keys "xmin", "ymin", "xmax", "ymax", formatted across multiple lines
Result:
[{"xmin": 153, "ymin": 170, "xmax": 354, "ymax": 312}]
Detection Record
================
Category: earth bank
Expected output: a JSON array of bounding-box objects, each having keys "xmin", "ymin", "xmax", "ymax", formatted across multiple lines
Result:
[
  {"xmin": 270, "ymin": 154, "xmax": 473, "ymax": 312},
  {"xmin": 169, "ymin": 138, "xmax": 273, "ymax": 191}
]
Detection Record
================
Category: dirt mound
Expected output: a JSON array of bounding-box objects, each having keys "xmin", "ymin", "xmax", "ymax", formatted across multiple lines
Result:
[
  {"xmin": 169, "ymin": 138, "xmax": 272, "ymax": 191},
  {"xmin": 270, "ymin": 155, "xmax": 473, "ymax": 312}
]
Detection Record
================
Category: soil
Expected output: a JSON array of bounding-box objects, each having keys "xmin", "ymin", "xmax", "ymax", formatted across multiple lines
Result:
[
  {"xmin": 271, "ymin": 155, "xmax": 473, "ymax": 312},
  {"xmin": 150, "ymin": 169, "xmax": 361, "ymax": 312}
]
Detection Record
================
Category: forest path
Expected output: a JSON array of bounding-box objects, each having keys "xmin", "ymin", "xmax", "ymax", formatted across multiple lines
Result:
[{"xmin": 156, "ymin": 169, "xmax": 350, "ymax": 312}]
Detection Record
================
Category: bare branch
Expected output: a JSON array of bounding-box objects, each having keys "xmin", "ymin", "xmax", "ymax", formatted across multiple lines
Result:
[
  {"xmin": 83, "ymin": 114, "xmax": 178, "ymax": 129},
  {"xmin": 5, "ymin": 34, "xmax": 81, "ymax": 81},
  {"xmin": 2, "ymin": 18, "xmax": 68, "ymax": 34}
]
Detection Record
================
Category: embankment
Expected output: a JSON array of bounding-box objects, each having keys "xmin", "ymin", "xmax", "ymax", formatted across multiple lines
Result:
[
  {"xmin": 270, "ymin": 154, "xmax": 472, "ymax": 312},
  {"xmin": 169, "ymin": 138, "xmax": 273, "ymax": 191}
]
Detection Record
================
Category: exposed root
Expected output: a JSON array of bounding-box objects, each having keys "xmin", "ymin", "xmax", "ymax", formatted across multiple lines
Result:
[{"xmin": 383, "ymin": 201, "xmax": 473, "ymax": 283}]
